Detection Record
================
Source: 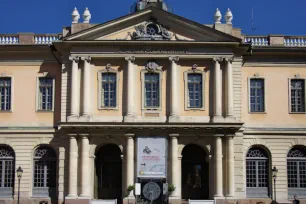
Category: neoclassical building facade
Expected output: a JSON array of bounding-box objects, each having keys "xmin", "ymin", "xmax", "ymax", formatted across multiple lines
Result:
[{"xmin": 0, "ymin": 1, "xmax": 306, "ymax": 204}]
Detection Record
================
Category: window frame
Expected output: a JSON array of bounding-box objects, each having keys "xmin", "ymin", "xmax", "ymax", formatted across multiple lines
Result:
[
  {"xmin": 32, "ymin": 146, "xmax": 57, "ymax": 198},
  {"xmin": 36, "ymin": 76, "xmax": 55, "ymax": 112},
  {"xmin": 248, "ymin": 76, "xmax": 267, "ymax": 114},
  {"xmin": 97, "ymin": 67, "xmax": 120, "ymax": 110},
  {"xmin": 288, "ymin": 77, "xmax": 306, "ymax": 114},
  {"xmin": 287, "ymin": 147, "xmax": 306, "ymax": 199},
  {"xmin": 0, "ymin": 75, "xmax": 14, "ymax": 112},
  {"xmin": 141, "ymin": 69, "xmax": 163, "ymax": 111},
  {"xmin": 184, "ymin": 70, "xmax": 205, "ymax": 111},
  {"xmin": 0, "ymin": 145, "xmax": 15, "ymax": 198}
]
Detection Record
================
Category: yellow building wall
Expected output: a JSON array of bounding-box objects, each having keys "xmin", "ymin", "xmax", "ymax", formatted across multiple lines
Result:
[
  {"xmin": 0, "ymin": 62, "xmax": 61, "ymax": 126},
  {"xmin": 242, "ymin": 66, "xmax": 306, "ymax": 126}
]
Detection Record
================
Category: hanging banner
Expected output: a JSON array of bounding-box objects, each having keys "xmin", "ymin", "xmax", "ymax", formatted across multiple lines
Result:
[{"xmin": 137, "ymin": 137, "xmax": 167, "ymax": 178}]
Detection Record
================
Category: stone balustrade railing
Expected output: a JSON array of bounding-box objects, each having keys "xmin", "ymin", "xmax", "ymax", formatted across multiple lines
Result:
[
  {"xmin": 34, "ymin": 35, "xmax": 59, "ymax": 44},
  {"xmin": 244, "ymin": 36, "xmax": 269, "ymax": 46},
  {"xmin": 243, "ymin": 35, "xmax": 306, "ymax": 47},
  {"xmin": 284, "ymin": 37, "xmax": 306, "ymax": 47},
  {"xmin": 0, "ymin": 35, "xmax": 19, "ymax": 44},
  {"xmin": 0, "ymin": 33, "xmax": 60, "ymax": 45}
]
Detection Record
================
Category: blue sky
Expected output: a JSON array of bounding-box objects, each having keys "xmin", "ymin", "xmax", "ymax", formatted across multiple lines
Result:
[{"xmin": 0, "ymin": 0, "xmax": 305, "ymax": 36}]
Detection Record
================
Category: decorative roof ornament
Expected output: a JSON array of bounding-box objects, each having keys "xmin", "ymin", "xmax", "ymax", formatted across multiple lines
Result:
[
  {"xmin": 83, "ymin": 7, "xmax": 91, "ymax": 23},
  {"xmin": 214, "ymin": 8, "xmax": 222, "ymax": 24},
  {"xmin": 72, "ymin": 7, "xmax": 80, "ymax": 24},
  {"xmin": 225, "ymin": 8, "xmax": 233, "ymax": 24},
  {"xmin": 132, "ymin": 21, "xmax": 172, "ymax": 40}
]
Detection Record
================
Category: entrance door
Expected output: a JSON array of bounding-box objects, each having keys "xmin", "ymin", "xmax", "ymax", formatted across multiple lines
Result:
[
  {"xmin": 95, "ymin": 144, "xmax": 122, "ymax": 202},
  {"xmin": 182, "ymin": 144, "xmax": 209, "ymax": 199}
]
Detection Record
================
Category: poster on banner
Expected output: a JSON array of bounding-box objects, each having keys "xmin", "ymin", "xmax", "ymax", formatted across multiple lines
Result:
[{"xmin": 137, "ymin": 137, "xmax": 167, "ymax": 178}]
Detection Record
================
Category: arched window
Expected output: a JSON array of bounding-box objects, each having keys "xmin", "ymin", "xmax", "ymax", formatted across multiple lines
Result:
[
  {"xmin": 287, "ymin": 146, "xmax": 306, "ymax": 198},
  {"xmin": 0, "ymin": 146, "xmax": 15, "ymax": 197},
  {"xmin": 33, "ymin": 146, "xmax": 56, "ymax": 197},
  {"xmin": 246, "ymin": 147, "xmax": 270, "ymax": 198}
]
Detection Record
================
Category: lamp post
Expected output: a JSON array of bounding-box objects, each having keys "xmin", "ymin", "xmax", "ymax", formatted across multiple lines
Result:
[
  {"xmin": 16, "ymin": 166, "xmax": 23, "ymax": 204},
  {"xmin": 272, "ymin": 166, "xmax": 278, "ymax": 203}
]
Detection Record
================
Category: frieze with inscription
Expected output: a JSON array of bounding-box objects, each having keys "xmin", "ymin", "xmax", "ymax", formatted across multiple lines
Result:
[{"xmin": 119, "ymin": 46, "xmax": 188, "ymax": 54}]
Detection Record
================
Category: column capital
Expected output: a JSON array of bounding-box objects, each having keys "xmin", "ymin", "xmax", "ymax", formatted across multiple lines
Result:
[
  {"xmin": 81, "ymin": 56, "xmax": 91, "ymax": 63},
  {"xmin": 224, "ymin": 57, "xmax": 234, "ymax": 63},
  {"xmin": 169, "ymin": 56, "xmax": 179, "ymax": 62},
  {"xmin": 79, "ymin": 133, "xmax": 90, "ymax": 139},
  {"xmin": 213, "ymin": 57, "xmax": 223, "ymax": 63},
  {"xmin": 169, "ymin": 133, "xmax": 179, "ymax": 138},
  {"xmin": 125, "ymin": 133, "xmax": 135, "ymax": 138},
  {"xmin": 125, "ymin": 56, "xmax": 135, "ymax": 62},
  {"xmin": 67, "ymin": 133, "xmax": 78, "ymax": 138},
  {"xmin": 225, "ymin": 135, "xmax": 235, "ymax": 139},
  {"xmin": 69, "ymin": 56, "xmax": 80, "ymax": 63}
]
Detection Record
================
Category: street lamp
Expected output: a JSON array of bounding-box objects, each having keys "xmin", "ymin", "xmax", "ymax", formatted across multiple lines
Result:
[
  {"xmin": 272, "ymin": 166, "xmax": 278, "ymax": 202},
  {"xmin": 16, "ymin": 166, "xmax": 23, "ymax": 204}
]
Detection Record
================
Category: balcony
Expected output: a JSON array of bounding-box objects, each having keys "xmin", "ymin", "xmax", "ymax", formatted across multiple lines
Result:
[
  {"xmin": 0, "ymin": 33, "xmax": 60, "ymax": 45},
  {"xmin": 243, "ymin": 35, "xmax": 306, "ymax": 47}
]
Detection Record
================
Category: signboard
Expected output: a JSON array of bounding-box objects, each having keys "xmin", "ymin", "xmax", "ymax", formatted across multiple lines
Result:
[{"xmin": 137, "ymin": 137, "xmax": 167, "ymax": 178}]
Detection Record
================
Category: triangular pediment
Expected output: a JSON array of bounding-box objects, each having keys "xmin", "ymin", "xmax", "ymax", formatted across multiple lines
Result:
[{"xmin": 64, "ymin": 7, "xmax": 240, "ymax": 43}]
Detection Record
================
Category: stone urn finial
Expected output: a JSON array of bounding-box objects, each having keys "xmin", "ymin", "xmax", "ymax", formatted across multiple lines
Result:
[
  {"xmin": 83, "ymin": 7, "xmax": 91, "ymax": 23},
  {"xmin": 214, "ymin": 8, "xmax": 222, "ymax": 24},
  {"xmin": 72, "ymin": 7, "xmax": 80, "ymax": 24},
  {"xmin": 225, "ymin": 8, "xmax": 233, "ymax": 24}
]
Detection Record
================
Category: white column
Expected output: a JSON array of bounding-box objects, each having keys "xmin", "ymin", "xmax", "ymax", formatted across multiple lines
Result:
[
  {"xmin": 226, "ymin": 58, "xmax": 234, "ymax": 119},
  {"xmin": 125, "ymin": 57, "xmax": 136, "ymax": 118},
  {"xmin": 68, "ymin": 135, "xmax": 78, "ymax": 197},
  {"xmin": 226, "ymin": 136, "xmax": 235, "ymax": 197},
  {"xmin": 177, "ymin": 155, "xmax": 182, "ymax": 199},
  {"xmin": 80, "ymin": 135, "xmax": 90, "ymax": 197},
  {"xmin": 82, "ymin": 56, "xmax": 91, "ymax": 116},
  {"xmin": 213, "ymin": 58, "xmax": 223, "ymax": 122},
  {"xmin": 170, "ymin": 134, "xmax": 179, "ymax": 197},
  {"xmin": 69, "ymin": 56, "xmax": 79, "ymax": 116},
  {"xmin": 169, "ymin": 57, "xmax": 180, "ymax": 121},
  {"xmin": 214, "ymin": 136, "xmax": 223, "ymax": 197},
  {"xmin": 126, "ymin": 133, "xmax": 135, "ymax": 197}
]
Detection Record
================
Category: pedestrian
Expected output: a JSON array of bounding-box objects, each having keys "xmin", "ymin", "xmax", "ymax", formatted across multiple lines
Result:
[{"xmin": 293, "ymin": 195, "xmax": 300, "ymax": 204}]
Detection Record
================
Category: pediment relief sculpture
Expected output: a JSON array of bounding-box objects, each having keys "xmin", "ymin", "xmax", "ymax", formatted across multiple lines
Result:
[{"xmin": 132, "ymin": 21, "xmax": 172, "ymax": 40}]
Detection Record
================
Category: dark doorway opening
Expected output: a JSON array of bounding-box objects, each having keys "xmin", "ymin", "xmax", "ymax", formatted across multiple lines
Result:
[
  {"xmin": 182, "ymin": 144, "xmax": 209, "ymax": 199},
  {"xmin": 95, "ymin": 144, "xmax": 122, "ymax": 203}
]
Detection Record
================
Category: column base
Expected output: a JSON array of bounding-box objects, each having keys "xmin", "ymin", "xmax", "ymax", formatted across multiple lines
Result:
[
  {"xmin": 169, "ymin": 115, "xmax": 180, "ymax": 122},
  {"xmin": 224, "ymin": 115, "xmax": 236, "ymax": 122},
  {"xmin": 211, "ymin": 115, "xmax": 225, "ymax": 123},
  {"xmin": 79, "ymin": 115, "xmax": 92, "ymax": 122},
  {"xmin": 124, "ymin": 115, "xmax": 136, "ymax": 122}
]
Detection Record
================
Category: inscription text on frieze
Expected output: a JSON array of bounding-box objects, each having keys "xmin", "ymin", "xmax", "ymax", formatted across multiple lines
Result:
[{"xmin": 119, "ymin": 46, "xmax": 188, "ymax": 54}]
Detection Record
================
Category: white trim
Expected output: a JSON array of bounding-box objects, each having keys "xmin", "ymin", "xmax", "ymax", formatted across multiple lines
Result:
[
  {"xmin": 288, "ymin": 76, "xmax": 306, "ymax": 114},
  {"xmin": 0, "ymin": 74, "xmax": 14, "ymax": 112},
  {"xmin": 36, "ymin": 76, "xmax": 55, "ymax": 112},
  {"xmin": 97, "ymin": 68, "xmax": 120, "ymax": 110},
  {"xmin": 140, "ymin": 69, "xmax": 163, "ymax": 111},
  {"xmin": 183, "ymin": 70, "xmax": 205, "ymax": 111},
  {"xmin": 247, "ymin": 75, "xmax": 267, "ymax": 114}
]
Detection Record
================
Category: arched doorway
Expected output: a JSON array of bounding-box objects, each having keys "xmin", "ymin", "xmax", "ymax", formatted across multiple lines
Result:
[
  {"xmin": 182, "ymin": 144, "xmax": 209, "ymax": 199},
  {"xmin": 95, "ymin": 144, "xmax": 122, "ymax": 202}
]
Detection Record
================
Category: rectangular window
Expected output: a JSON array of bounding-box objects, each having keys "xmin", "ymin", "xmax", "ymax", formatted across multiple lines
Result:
[
  {"xmin": 291, "ymin": 79, "xmax": 305, "ymax": 113},
  {"xmin": 187, "ymin": 74, "xmax": 202, "ymax": 108},
  {"xmin": 250, "ymin": 79, "xmax": 265, "ymax": 112},
  {"xmin": 144, "ymin": 73, "xmax": 160, "ymax": 108},
  {"xmin": 38, "ymin": 78, "xmax": 53, "ymax": 111},
  {"xmin": 0, "ymin": 78, "xmax": 11, "ymax": 111},
  {"xmin": 101, "ymin": 73, "xmax": 117, "ymax": 108}
]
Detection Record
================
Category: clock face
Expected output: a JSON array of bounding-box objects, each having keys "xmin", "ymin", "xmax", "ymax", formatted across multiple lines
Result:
[{"xmin": 142, "ymin": 182, "xmax": 161, "ymax": 201}]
